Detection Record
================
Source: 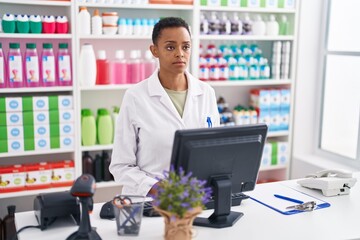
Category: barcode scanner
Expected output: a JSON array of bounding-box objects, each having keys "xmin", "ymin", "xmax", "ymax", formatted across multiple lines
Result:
[{"xmin": 66, "ymin": 174, "xmax": 101, "ymax": 240}]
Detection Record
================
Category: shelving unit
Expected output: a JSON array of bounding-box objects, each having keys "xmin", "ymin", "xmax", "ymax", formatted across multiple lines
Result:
[{"xmin": 0, "ymin": 1, "xmax": 299, "ymax": 198}]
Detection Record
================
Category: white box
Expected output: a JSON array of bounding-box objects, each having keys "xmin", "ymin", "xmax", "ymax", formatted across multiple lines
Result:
[
  {"xmin": 8, "ymin": 139, "xmax": 24, "ymax": 152},
  {"xmin": 227, "ymin": 0, "xmax": 240, "ymax": 7},
  {"xmin": 60, "ymin": 123, "xmax": 74, "ymax": 136},
  {"xmin": 270, "ymin": 89, "xmax": 281, "ymax": 110},
  {"xmin": 283, "ymin": 0, "xmax": 295, "ymax": 9},
  {"xmin": 247, "ymin": 0, "xmax": 260, "ymax": 8},
  {"xmin": 59, "ymin": 110, "xmax": 74, "ymax": 123},
  {"xmin": 7, "ymin": 126, "xmax": 24, "ymax": 139},
  {"xmin": 6, "ymin": 112, "xmax": 23, "ymax": 126},
  {"xmin": 279, "ymin": 109, "xmax": 289, "ymax": 131},
  {"xmin": 5, "ymin": 97, "xmax": 22, "ymax": 112},
  {"xmin": 261, "ymin": 143, "xmax": 272, "ymax": 167},
  {"xmin": 34, "ymin": 124, "xmax": 50, "ymax": 138},
  {"xmin": 266, "ymin": 0, "xmax": 278, "ymax": 8},
  {"xmin": 32, "ymin": 96, "xmax": 49, "ymax": 111},
  {"xmin": 207, "ymin": 0, "xmax": 221, "ymax": 6},
  {"xmin": 60, "ymin": 136, "xmax": 74, "ymax": 149},
  {"xmin": 35, "ymin": 137, "xmax": 50, "ymax": 150},
  {"xmin": 58, "ymin": 96, "xmax": 73, "ymax": 110},
  {"xmin": 33, "ymin": 111, "xmax": 50, "ymax": 125},
  {"xmin": 280, "ymin": 89, "xmax": 291, "ymax": 110}
]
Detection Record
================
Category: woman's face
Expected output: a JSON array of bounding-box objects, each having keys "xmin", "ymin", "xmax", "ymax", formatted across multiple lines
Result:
[{"xmin": 151, "ymin": 27, "xmax": 191, "ymax": 75}]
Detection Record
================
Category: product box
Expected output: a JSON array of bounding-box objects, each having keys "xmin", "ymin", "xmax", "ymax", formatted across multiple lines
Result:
[
  {"xmin": 257, "ymin": 108, "xmax": 270, "ymax": 126},
  {"xmin": 279, "ymin": 108, "xmax": 289, "ymax": 131},
  {"xmin": 50, "ymin": 160, "xmax": 75, "ymax": 187},
  {"xmin": 24, "ymin": 162, "xmax": 52, "ymax": 189},
  {"xmin": 276, "ymin": 142, "xmax": 289, "ymax": 165},
  {"xmin": 250, "ymin": 89, "xmax": 271, "ymax": 109},
  {"xmin": 0, "ymin": 139, "xmax": 8, "ymax": 153},
  {"xmin": 60, "ymin": 123, "xmax": 74, "ymax": 136},
  {"xmin": 270, "ymin": 89, "xmax": 281, "ymax": 110},
  {"xmin": 262, "ymin": 0, "xmax": 278, "ymax": 8},
  {"xmin": 58, "ymin": 95, "xmax": 73, "ymax": 110},
  {"xmin": 59, "ymin": 109, "xmax": 75, "ymax": 123},
  {"xmin": 0, "ymin": 164, "xmax": 26, "ymax": 193},
  {"xmin": 269, "ymin": 109, "xmax": 280, "ymax": 131},
  {"xmin": 34, "ymin": 124, "xmax": 50, "ymax": 138},
  {"xmin": 33, "ymin": 111, "xmax": 50, "ymax": 125},
  {"xmin": 4, "ymin": 97, "xmax": 22, "ymax": 112},
  {"xmin": 1, "ymin": 112, "xmax": 23, "ymax": 126},
  {"xmin": 0, "ymin": 126, "xmax": 24, "ymax": 140},
  {"xmin": 22, "ymin": 96, "xmax": 49, "ymax": 112},
  {"xmin": 280, "ymin": 88, "xmax": 291, "ymax": 110},
  {"xmin": 201, "ymin": 0, "xmax": 222, "ymax": 6},
  {"xmin": 241, "ymin": 0, "xmax": 260, "ymax": 7},
  {"xmin": 8, "ymin": 139, "xmax": 24, "ymax": 152},
  {"xmin": 278, "ymin": 0, "xmax": 295, "ymax": 9},
  {"xmin": 227, "ymin": 0, "xmax": 240, "ymax": 7},
  {"xmin": 261, "ymin": 143, "xmax": 272, "ymax": 167},
  {"xmin": 34, "ymin": 137, "xmax": 50, "ymax": 151},
  {"xmin": 60, "ymin": 136, "xmax": 74, "ymax": 149}
]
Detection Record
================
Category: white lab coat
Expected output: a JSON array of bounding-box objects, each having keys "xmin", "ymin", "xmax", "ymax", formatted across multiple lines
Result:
[{"xmin": 110, "ymin": 70, "xmax": 220, "ymax": 196}]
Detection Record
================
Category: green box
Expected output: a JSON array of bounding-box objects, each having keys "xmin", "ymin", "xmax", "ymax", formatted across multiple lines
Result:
[
  {"xmin": 24, "ymin": 138, "xmax": 35, "ymax": 151},
  {"xmin": 221, "ymin": 0, "xmax": 227, "ymax": 6},
  {"xmin": 22, "ymin": 96, "xmax": 33, "ymax": 112},
  {"xmin": 49, "ymin": 110, "xmax": 60, "ymax": 124},
  {"xmin": 23, "ymin": 124, "xmax": 34, "ymax": 139},
  {"xmin": 50, "ymin": 136, "xmax": 60, "ymax": 149},
  {"xmin": 49, "ymin": 96, "xmax": 59, "ymax": 110},
  {"xmin": 0, "ymin": 97, "xmax": 5, "ymax": 113},
  {"xmin": 278, "ymin": 0, "xmax": 284, "ymax": 7},
  {"xmin": 271, "ymin": 142, "xmax": 278, "ymax": 165},
  {"xmin": 0, "ymin": 126, "xmax": 8, "ymax": 140},
  {"xmin": 50, "ymin": 123, "xmax": 60, "ymax": 138},
  {"xmin": 0, "ymin": 112, "xmax": 7, "ymax": 126},
  {"xmin": 0, "ymin": 139, "xmax": 8, "ymax": 153},
  {"xmin": 23, "ymin": 111, "xmax": 34, "ymax": 125},
  {"xmin": 200, "ymin": 0, "xmax": 207, "ymax": 5}
]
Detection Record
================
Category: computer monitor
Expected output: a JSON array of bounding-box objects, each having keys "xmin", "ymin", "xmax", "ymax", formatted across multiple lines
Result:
[{"xmin": 170, "ymin": 124, "xmax": 268, "ymax": 228}]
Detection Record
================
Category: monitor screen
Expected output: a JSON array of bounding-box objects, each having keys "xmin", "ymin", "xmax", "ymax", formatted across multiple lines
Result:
[{"xmin": 170, "ymin": 124, "xmax": 268, "ymax": 228}]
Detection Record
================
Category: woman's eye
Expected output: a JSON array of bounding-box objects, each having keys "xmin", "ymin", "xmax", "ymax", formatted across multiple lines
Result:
[
  {"xmin": 183, "ymin": 45, "xmax": 191, "ymax": 51},
  {"xmin": 166, "ymin": 46, "xmax": 175, "ymax": 50}
]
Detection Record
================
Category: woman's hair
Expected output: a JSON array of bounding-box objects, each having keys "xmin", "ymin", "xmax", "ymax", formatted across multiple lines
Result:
[{"xmin": 152, "ymin": 17, "xmax": 191, "ymax": 45}]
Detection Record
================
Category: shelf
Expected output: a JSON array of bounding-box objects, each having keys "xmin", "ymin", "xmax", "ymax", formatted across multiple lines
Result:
[
  {"xmin": 76, "ymin": 3, "xmax": 193, "ymax": 10},
  {"xmin": 208, "ymin": 79, "xmax": 291, "ymax": 87},
  {"xmin": 0, "ymin": 33, "xmax": 72, "ymax": 39},
  {"xmin": 0, "ymin": 186, "xmax": 71, "ymax": 199},
  {"xmin": 259, "ymin": 164, "xmax": 287, "ymax": 171},
  {"xmin": 0, "ymin": 0, "xmax": 71, "ymax": 6},
  {"xmin": 81, "ymin": 145, "xmax": 113, "ymax": 152},
  {"xmin": 199, "ymin": 35, "xmax": 294, "ymax": 41},
  {"xmin": 79, "ymin": 35, "xmax": 151, "ymax": 40},
  {"xmin": 80, "ymin": 84, "xmax": 132, "ymax": 91},
  {"xmin": 267, "ymin": 131, "xmax": 289, "ymax": 137},
  {"xmin": 0, "ymin": 86, "xmax": 73, "ymax": 94},
  {"xmin": 199, "ymin": 6, "xmax": 296, "ymax": 13},
  {"xmin": 0, "ymin": 149, "xmax": 75, "ymax": 158}
]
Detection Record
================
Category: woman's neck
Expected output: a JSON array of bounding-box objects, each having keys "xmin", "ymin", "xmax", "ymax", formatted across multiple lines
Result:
[{"xmin": 158, "ymin": 70, "xmax": 188, "ymax": 91}]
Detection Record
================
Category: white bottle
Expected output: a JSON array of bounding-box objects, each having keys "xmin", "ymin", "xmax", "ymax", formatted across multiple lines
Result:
[
  {"xmin": 252, "ymin": 15, "xmax": 266, "ymax": 36},
  {"xmin": 230, "ymin": 12, "xmax": 243, "ymax": 35},
  {"xmin": 266, "ymin": 15, "xmax": 279, "ymax": 36},
  {"xmin": 91, "ymin": 9, "xmax": 102, "ymax": 35},
  {"xmin": 219, "ymin": 12, "xmax": 231, "ymax": 35},
  {"xmin": 200, "ymin": 13, "xmax": 209, "ymax": 35},
  {"xmin": 78, "ymin": 7, "xmax": 91, "ymax": 35},
  {"xmin": 79, "ymin": 44, "xmax": 97, "ymax": 86},
  {"xmin": 118, "ymin": 18, "xmax": 127, "ymax": 36}
]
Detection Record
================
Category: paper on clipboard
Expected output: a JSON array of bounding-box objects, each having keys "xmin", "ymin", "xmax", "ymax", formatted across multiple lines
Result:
[{"xmin": 247, "ymin": 183, "xmax": 331, "ymax": 215}]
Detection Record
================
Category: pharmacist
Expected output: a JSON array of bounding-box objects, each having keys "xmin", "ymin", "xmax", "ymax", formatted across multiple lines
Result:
[{"xmin": 110, "ymin": 17, "xmax": 219, "ymax": 197}]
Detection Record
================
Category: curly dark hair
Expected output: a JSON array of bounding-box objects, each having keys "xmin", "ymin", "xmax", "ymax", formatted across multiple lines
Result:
[{"xmin": 152, "ymin": 17, "xmax": 191, "ymax": 45}]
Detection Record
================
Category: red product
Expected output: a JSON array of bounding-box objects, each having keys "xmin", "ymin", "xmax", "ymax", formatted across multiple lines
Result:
[
  {"xmin": 0, "ymin": 165, "xmax": 26, "ymax": 193},
  {"xmin": 24, "ymin": 162, "xmax": 52, "ymax": 190},
  {"xmin": 50, "ymin": 160, "xmax": 75, "ymax": 187},
  {"xmin": 56, "ymin": 21, "xmax": 68, "ymax": 34},
  {"xmin": 96, "ymin": 50, "xmax": 110, "ymax": 85}
]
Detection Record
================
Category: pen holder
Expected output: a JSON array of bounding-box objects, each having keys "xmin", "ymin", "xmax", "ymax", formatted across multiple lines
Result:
[{"xmin": 113, "ymin": 195, "xmax": 144, "ymax": 236}]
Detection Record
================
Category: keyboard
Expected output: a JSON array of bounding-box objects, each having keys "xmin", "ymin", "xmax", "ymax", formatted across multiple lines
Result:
[{"xmin": 142, "ymin": 192, "xmax": 249, "ymax": 217}]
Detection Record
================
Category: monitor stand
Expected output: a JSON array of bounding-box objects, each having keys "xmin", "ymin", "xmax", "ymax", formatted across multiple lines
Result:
[{"xmin": 193, "ymin": 175, "xmax": 243, "ymax": 228}]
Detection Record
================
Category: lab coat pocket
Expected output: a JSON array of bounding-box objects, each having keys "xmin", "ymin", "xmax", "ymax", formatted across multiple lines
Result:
[{"xmin": 202, "ymin": 115, "xmax": 213, "ymax": 128}]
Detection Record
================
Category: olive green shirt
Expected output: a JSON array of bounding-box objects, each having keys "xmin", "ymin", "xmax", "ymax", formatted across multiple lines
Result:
[{"xmin": 164, "ymin": 88, "xmax": 188, "ymax": 117}]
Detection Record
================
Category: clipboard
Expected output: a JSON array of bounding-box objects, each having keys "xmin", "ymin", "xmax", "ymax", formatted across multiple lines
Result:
[{"xmin": 247, "ymin": 183, "xmax": 331, "ymax": 215}]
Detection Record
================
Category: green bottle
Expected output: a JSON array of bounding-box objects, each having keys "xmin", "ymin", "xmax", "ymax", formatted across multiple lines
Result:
[
  {"xmin": 97, "ymin": 108, "xmax": 113, "ymax": 145},
  {"xmin": 81, "ymin": 109, "xmax": 96, "ymax": 146}
]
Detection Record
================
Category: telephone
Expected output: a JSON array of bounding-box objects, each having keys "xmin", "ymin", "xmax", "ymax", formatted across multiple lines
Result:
[{"xmin": 297, "ymin": 169, "xmax": 357, "ymax": 197}]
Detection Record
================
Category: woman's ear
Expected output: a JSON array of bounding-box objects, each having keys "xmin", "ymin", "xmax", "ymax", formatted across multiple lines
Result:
[{"xmin": 150, "ymin": 45, "xmax": 159, "ymax": 58}]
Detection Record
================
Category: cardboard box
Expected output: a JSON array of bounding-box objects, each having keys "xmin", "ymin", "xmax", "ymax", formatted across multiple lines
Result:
[
  {"xmin": 0, "ymin": 164, "xmax": 26, "ymax": 193},
  {"xmin": 5, "ymin": 97, "xmax": 22, "ymax": 112},
  {"xmin": 0, "ymin": 126, "xmax": 24, "ymax": 140},
  {"xmin": 2, "ymin": 112, "xmax": 23, "ymax": 126},
  {"xmin": 50, "ymin": 160, "xmax": 75, "ymax": 187},
  {"xmin": 34, "ymin": 137, "xmax": 50, "ymax": 150},
  {"xmin": 250, "ymin": 89, "xmax": 270, "ymax": 109},
  {"xmin": 261, "ymin": 143, "xmax": 272, "ymax": 167},
  {"xmin": 58, "ymin": 95, "xmax": 73, "ymax": 110},
  {"xmin": 24, "ymin": 162, "xmax": 52, "ymax": 189},
  {"xmin": 8, "ymin": 139, "xmax": 24, "ymax": 152},
  {"xmin": 60, "ymin": 136, "xmax": 74, "ymax": 149}
]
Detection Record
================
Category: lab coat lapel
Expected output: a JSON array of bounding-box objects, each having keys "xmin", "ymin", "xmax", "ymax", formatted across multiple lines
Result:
[{"xmin": 182, "ymin": 72, "xmax": 203, "ymax": 121}]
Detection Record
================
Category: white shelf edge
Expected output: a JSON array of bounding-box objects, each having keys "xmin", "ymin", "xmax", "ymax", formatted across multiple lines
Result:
[
  {"xmin": 96, "ymin": 181, "xmax": 121, "ymax": 188},
  {"xmin": 79, "ymin": 35, "xmax": 151, "ymax": 40},
  {"xmin": 81, "ymin": 145, "xmax": 113, "ymax": 151},
  {"xmin": 208, "ymin": 79, "xmax": 292, "ymax": 87},
  {"xmin": 0, "ymin": 86, "xmax": 73, "ymax": 94},
  {"xmin": 199, "ymin": 6, "xmax": 296, "ymax": 13},
  {"xmin": 0, "ymin": 186, "xmax": 71, "ymax": 199},
  {"xmin": 80, "ymin": 85, "xmax": 132, "ymax": 91},
  {"xmin": 0, "ymin": 33, "xmax": 72, "ymax": 39},
  {"xmin": 76, "ymin": 3, "xmax": 193, "ymax": 10},
  {"xmin": 0, "ymin": 0, "xmax": 71, "ymax": 6},
  {"xmin": 199, "ymin": 35, "xmax": 294, "ymax": 41},
  {"xmin": 259, "ymin": 165, "xmax": 287, "ymax": 171},
  {"xmin": 0, "ymin": 149, "xmax": 75, "ymax": 158},
  {"xmin": 267, "ymin": 131, "xmax": 289, "ymax": 137}
]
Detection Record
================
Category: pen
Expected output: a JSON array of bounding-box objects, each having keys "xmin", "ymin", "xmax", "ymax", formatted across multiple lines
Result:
[
  {"xmin": 274, "ymin": 194, "xmax": 304, "ymax": 204},
  {"xmin": 206, "ymin": 117, "xmax": 212, "ymax": 128}
]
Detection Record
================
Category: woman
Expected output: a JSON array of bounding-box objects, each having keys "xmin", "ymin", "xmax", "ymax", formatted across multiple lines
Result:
[{"xmin": 110, "ymin": 17, "xmax": 220, "ymax": 196}]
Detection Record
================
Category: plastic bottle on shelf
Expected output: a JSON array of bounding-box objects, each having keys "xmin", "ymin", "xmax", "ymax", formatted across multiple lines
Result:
[
  {"xmin": 143, "ymin": 50, "xmax": 157, "ymax": 79},
  {"xmin": 252, "ymin": 15, "xmax": 266, "ymax": 36},
  {"xmin": 219, "ymin": 12, "xmax": 231, "ymax": 35},
  {"xmin": 3, "ymin": 205, "xmax": 18, "ymax": 240},
  {"xmin": 127, "ymin": 50, "xmax": 143, "ymax": 84},
  {"xmin": 238, "ymin": 56, "xmax": 248, "ymax": 80},
  {"xmin": 97, "ymin": 108, "xmax": 113, "ymax": 145},
  {"xmin": 102, "ymin": 151, "xmax": 113, "ymax": 181},
  {"xmin": 0, "ymin": 43, "xmax": 6, "ymax": 88},
  {"xmin": 279, "ymin": 15, "xmax": 289, "ymax": 35},
  {"xmin": 266, "ymin": 15, "xmax": 279, "ymax": 36},
  {"xmin": 200, "ymin": 13, "xmax": 208, "ymax": 35},
  {"xmin": 78, "ymin": 6, "xmax": 91, "ymax": 35},
  {"xmin": 93, "ymin": 154, "xmax": 103, "ymax": 182},
  {"xmin": 81, "ymin": 109, "xmax": 96, "ymax": 146},
  {"xmin": 24, "ymin": 43, "xmax": 40, "ymax": 88},
  {"xmin": 110, "ymin": 50, "xmax": 127, "ymax": 84},
  {"xmin": 230, "ymin": 12, "xmax": 243, "ymax": 35},
  {"xmin": 82, "ymin": 151, "xmax": 94, "ymax": 176},
  {"xmin": 7, "ymin": 43, "xmax": 23, "ymax": 88},
  {"xmin": 208, "ymin": 12, "xmax": 219, "ymax": 35},
  {"xmin": 79, "ymin": 44, "xmax": 97, "ymax": 87},
  {"xmin": 260, "ymin": 59, "xmax": 271, "ymax": 79},
  {"xmin": 112, "ymin": 106, "xmax": 120, "ymax": 139},
  {"xmin": 91, "ymin": 9, "xmax": 102, "ymax": 35},
  {"xmin": 242, "ymin": 14, "xmax": 252, "ymax": 35},
  {"xmin": 117, "ymin": 18, "xmax": 127, "ymax": 36},
  {"xmin": 57, "ymin": 43, "xmax": 72, "ymax": 86},
  {"xmin": 96, "ymin": 50, "xmax": 110, "ymax": 85},
  {"xmin": 41, "ymin": 43, "xmax": 56, "ymax": 87}
]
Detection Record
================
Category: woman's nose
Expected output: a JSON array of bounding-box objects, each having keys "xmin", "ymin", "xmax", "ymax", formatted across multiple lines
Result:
[{"xmin": 175, "ymin": 48, "xmax": 184, "ymax": 58}]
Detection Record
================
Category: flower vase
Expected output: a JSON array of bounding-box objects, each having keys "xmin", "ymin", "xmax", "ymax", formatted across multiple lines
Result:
[{"xmin": 154, "ymin": 206, "xmax": 202, "ymax": 240}]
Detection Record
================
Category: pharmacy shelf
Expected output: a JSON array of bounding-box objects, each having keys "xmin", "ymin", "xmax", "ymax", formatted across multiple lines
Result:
[
  {"xmin": 208, "ymin": 79, "xmax": 292, "ymax": 87},
  {"xmin": 76, "ymin": 3, "xmax": 193, "ymax": 10},
  {"xmin": 0, "ymin": 186, "xmax": 71, "ymax": 199},
  {"xmin": 199, "ymin": 35, "xmax": 294, "ymax": 41},
  {"xmin": 0, "ymin": 86, "xmax": 73, "ymax": 94},
  {"xmin": 0, "ymin": 0, "xmax": 71, "ymax": 7},
  {"xmin": 79, "ymin": 35, "xmax": 151, "ymax": 40},
  {"xmin": 81, "ymin": 144, "xmax": 113, "ymax": 152},
  {"xmin": 0, "ymin": 33, "xmax": 72, "ymax": 39},
  {"xmin": 267, "ymin": 131, "xmax": 289, "ymax": 137},
  {"xmin": 0, "ymin": 149, "xmax": 75, "ymax": 158},
  {"xmin": 80, "ymin": 84, "xmax": 132, "ymax": 91},
  {"xmin": 260, "ymin": 164, "xmax": 288, "ymax": 171},
  {"xmin": 199, "ymin": 6, "xmax": 296, "ymax": 13}
]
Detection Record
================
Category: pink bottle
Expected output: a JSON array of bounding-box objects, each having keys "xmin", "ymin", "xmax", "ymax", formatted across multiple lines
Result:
[
  {"xmin": 127, "ymin": 50, "xmax": 143, "ymax": 84},
  {"xmin": 57, "ymin": 43, "xmax": 72, "ymax": 86},
  {"xmin": 41, "ymin": 43, "xmax": 56, "ymax": 86},
  {"xmin": 110, "ymin": 50, "xmax": 127, "ymax": 85},
  {"xmin": 25, "ymin": 43, "xmax": 40, "ymax": 87},
  {"xmin": 0, "ymin": 43, "xmax": 6, "ymax": 88},
  {"xmin": 143, "ymin": 50, "xmax": 157, "ymax": 79},
  {"xmin": 96, "ymin": 50, "xmax": 110, "ymax": 85},
  {"xmin": 7, "ymin": 43, "xmax": 24, "ymax": 88}
]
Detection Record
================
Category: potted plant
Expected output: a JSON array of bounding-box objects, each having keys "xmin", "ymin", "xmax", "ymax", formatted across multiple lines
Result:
[{"xmin": 151, "ymin": 166, "xmax": 212, "ymax": 240}]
